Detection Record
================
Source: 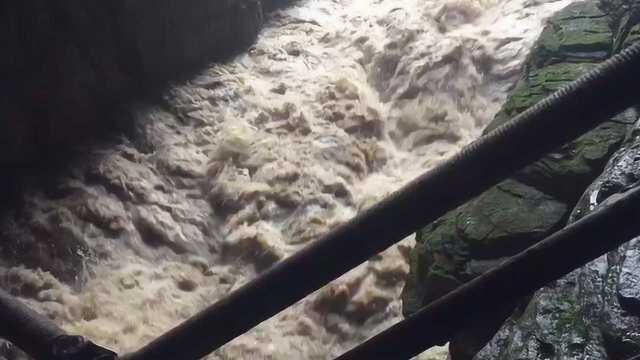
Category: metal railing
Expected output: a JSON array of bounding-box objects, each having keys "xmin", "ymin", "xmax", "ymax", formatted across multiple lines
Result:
[{"xmin": 3, "ymin": 37, "xmax": 640, "ymax": 360}]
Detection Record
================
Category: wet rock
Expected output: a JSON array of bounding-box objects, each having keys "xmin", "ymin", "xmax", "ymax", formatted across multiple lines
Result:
[
  {"xmin": 602, "ymin": 0, "xmax": 640, "ymax": 52},
  {"xmin": 403, "ymin": 2, "xmax": 637, "ymax": 358},
  {"xmin": 618, "ymin": 244, "xmax": 640, "ymax": 314},
  {"xmin": 459, "ymin": 180, "xmax": 568, "ymax": 258},
  {"xmin": 403, "ymin": 180, "xmax": 567, "ymax": 316},
  {"xmin": 476, "ymin": 5, "xmax": 640, "ymax": 359},
  {"xmin": 477, "ymin": 270, "xmax": 610, "ymax": 360},
  {"xmin": 478, "ymin": 119, "xmax": 640, "ymax": 360},
  {"xmin": 0, "ymin": 0, "xmax": 268, "ymax": 172},
  {"xmin": 533, "ymin": 1, "xmax": 612, "ymax": 66},
  {"xmin": 514, "ymin": 115, "xmax": 631, "ymax": 202}
]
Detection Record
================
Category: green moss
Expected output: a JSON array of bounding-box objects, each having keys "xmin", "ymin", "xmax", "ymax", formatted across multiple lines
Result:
[
  {"xmin": 516, "ymin": 119, "xmax": 629, "ymax": 201},
  {"xmin": 532, "ymin": 2, "xmax": 612, "ymax": 67},
  {"xmin": 554, "ymin": 296, "xmax": 588, "ymax": 338},
  {"xmin": 458, "ymin": 180, "xmax": 568, "ymax": 258},
  {"xmin": 486, "ymin": 62, "xmax": 598, "ymax": 133},
  {"xmin": 402, "ymin": 0, "xmax": 633, "ymax": 334}
]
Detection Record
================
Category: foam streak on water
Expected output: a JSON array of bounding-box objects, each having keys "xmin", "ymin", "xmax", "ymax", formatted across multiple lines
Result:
[{"xmin": 1, "ymin": 0, "xmax": 571, "ymax": 359}]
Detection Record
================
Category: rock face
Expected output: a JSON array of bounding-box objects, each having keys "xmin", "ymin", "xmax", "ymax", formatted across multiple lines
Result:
[
  {"xmin": 0, "ymin": 0, "xmax": 284, "ymax": 181},
  {"xmin": 403, "ymin": 0, "xmax": 640, "ymax": 358},
  {"xmin": 478, "ymin": 130, "xmax": 640, "ymax": 359}
]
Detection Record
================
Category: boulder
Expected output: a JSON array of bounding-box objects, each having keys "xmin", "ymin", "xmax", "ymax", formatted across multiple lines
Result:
[{"xmin": 402, "ymin": 1, "xmax": 640, "ymax": 358}]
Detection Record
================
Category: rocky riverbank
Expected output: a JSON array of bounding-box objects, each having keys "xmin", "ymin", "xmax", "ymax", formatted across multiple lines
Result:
[
  {"xmin": 0, "ymin": 0, "xmax": 571, "ymax": 358},
  {"xmin": 403, "ymin": 0, "xmax": 640, "ymax": 358}
]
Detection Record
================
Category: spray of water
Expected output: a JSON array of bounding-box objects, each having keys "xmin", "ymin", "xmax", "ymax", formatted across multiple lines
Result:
[{"xmin": 1, "ymin": 0, "xmax": 572, "ymax": 358}]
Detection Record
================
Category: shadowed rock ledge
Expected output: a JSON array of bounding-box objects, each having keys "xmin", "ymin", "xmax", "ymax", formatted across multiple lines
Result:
[{"xmin": 0, "ymin": 0, "xmax": 289, "ymax": 196}]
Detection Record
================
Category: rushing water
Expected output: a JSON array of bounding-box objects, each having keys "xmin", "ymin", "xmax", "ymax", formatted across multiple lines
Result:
[{"xmin": 1, "ymin": 0, "xmax": 572, "ymax": 358}]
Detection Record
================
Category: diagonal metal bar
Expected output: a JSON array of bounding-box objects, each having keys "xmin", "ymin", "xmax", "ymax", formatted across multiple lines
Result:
[
  {"xmin": 124, "ymin": 41, "xmax": 640, "ymax": 360},
  {"xmin": 336, "ymin": 185, "xmax": 640, "ymax": 359},
  {"xmin": 0, "ymin": 288, "xmax": 65, "ymax": 359},
  {"xmin": 0, "ymin": 289, "xmax": 117, "ymax": 359}
]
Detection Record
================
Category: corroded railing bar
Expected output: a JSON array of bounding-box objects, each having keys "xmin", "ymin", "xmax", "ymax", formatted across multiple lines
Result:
[
  {"xmin": 0, "ymin": 289, "xmax": 117, "ymax": 359},
  {"xmin": 124, "ymin": 40, "xmax": 640, "ymax": 360},
  {"xmin": 336, "ymin": 186, "xmax": 640, "ymax": 359},
  {"xmin": 0, "ymin": 289, "xmax": 65, "ymax": 359}
]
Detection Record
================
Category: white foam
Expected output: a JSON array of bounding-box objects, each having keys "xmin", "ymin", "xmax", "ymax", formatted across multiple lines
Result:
[{"xmin": 3, "ymin": 0, "xmax": 573, "ymax": 358}]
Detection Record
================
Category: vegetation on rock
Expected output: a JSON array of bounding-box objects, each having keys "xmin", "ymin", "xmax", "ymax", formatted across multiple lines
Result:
[{"xmin": 403, "ymin": 1, "xmax": 640, "ymax": 358}]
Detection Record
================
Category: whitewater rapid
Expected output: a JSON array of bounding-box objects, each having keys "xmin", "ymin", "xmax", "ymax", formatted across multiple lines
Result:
[{"xmin": 1, "ymin": 0, "xmax": 572, "ymax": 358}]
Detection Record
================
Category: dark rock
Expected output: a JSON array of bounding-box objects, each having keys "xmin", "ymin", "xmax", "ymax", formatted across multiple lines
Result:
[
  {"xmin": 402, "ymin": 180, "xmax": 567, "ymax": 316},
  {"xmin": 0, "ymin": 208, "xmax": 93, "ymax": 285},
  {"xmin": 618, "ymin": 244, "xmax": 640, "ymax": 315},
  {"xmin": 0, "ymin": 0, "xmax": 289, "ymax": 203},
  {"xmin": 532, "ymin": 2, "xmax": 612, "ymax": 66},
  {"xmin": 514, "ymin": 111, "xmax": 632, "ymax": 202},
  {"xmin": 403, "ymin": 1, "xmax": 640, "ymax": 358},
  {"xmin": 459, "ymin": 180, "xmax": 568, "ymax": 258},
  {"xmin": 471, "ymin": 7, "xmax": 640, "ymax": 358},
  {"xmin": 477, "ymin": 124, "xmax": 640, "ymax": 359}
]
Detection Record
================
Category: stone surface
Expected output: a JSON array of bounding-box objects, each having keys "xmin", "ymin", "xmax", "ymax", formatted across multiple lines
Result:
[
  {"xmin": 403, "ymin": 180, "xmax": 568, "ymax": 316},
  {"xmin": 477, "ymin": 118, "xmax": 640, "ymax": 360},
  {"xmin": 0, "ymin": 0, "xmax": 286, "ymax": 206},
  {"xmin": 403, "ymin": 1, "xmax": 640, "ymax": 358}
]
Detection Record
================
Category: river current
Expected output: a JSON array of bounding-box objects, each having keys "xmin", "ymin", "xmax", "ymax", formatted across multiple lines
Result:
[{"xmin": 1, "ymin": 0, "xmax": 572, "ymax": 358}]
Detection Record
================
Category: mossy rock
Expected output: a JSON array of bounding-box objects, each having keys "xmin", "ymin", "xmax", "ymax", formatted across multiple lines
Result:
[
  {"xmin": 476, "ymin": 272, "xmax": 607, "ymax": 359},
  {"xmin": 403, "ymin": 215, "xmax": 469, "ymax": 316},
  {"xmin": 532, "ymin": 1, "xmax": 611, "ymax": 67},
  {"xmin": 514, "ymin": 118, "xmax": 630, "ymax": 201},
  {"xmin": 614, "ymin": 10, "xmax": 640, "ymax": 52},
  {"xmin": 483, "ymin": 49, "xmax": 628, "ymax": 204},
  {"xmin": 486, "ymin": 62, "xmax": 599, "ymax": 132},
  {"xmin": 458, "ymin": 180, "xmax": 568, "ymax": 258},
  {"xmin": 403, "ymin": 1, "xmax": 636, "ymax": 358},
  {"xmin": 402, "ymin": 180, "xmax": 567, "ymax": 315}
]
